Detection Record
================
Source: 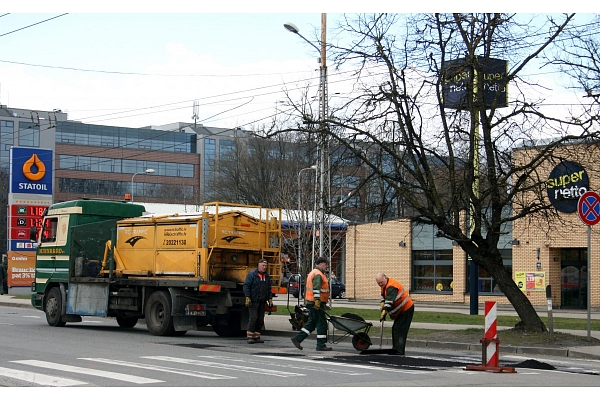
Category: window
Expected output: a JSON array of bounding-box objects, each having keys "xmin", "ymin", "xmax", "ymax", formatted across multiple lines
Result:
[
  {"xmin": 41, "ymin": 217, "xmax": 58, "ymax": 243},
  {"xmin": 412, "ymin": 249, "xmax": 453, "ymax": 292},
  {"xmin": 18, "ymin": 122, "xmax": 39, "ymax": 147},
  {"xmin": 467, "ymin": 248, "xmax": 512, "ymax": 294}
]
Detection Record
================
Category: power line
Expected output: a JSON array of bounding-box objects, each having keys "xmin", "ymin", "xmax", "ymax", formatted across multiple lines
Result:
[
  {"xmin": 0, "ymin": 14, "xmax": 68, "ymax": 38},
  {"xmin": 0, "ymin": 58, "xmax": 313, "ymax": 78}
]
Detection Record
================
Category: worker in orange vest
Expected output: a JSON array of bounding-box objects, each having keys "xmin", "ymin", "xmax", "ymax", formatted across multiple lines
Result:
[
  {"xmin": 291, "ymin": 257, "xmax": 332, "ymax": 351},
  {"xmin": 376, "ymin": 272, "xmax": 414, "ymax": 355}
]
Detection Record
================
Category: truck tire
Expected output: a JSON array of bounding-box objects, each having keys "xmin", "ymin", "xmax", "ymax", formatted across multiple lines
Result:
[
  {"xmin": 45, "ymin": 287, "xmax": 66, "ymax": 327},
  {"xmin": 144, "ymin": 291, "xmax": 175, "ymax": 336},
  {"xmin": 116, "ymin": 316, "xmax": 138, "ymax": 329}
]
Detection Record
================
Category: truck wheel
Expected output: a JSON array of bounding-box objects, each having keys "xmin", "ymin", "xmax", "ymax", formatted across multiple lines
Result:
[
  {"xmin": 45, "ymin": 287, "xmax": 66, "ymax": 327},
  {"xmin": 145, "ymin": 291, "xmax": 175, "ymax": 336},
  {"xmin": 116, "ymin": 316, "xmax": 138, "ymax": 329}
]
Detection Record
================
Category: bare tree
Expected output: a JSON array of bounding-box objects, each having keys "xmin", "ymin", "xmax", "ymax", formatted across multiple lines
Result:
[
  {"xmin": 547, "ymin": 14, "xmax": 600, "ymax": 134},
  {"xmin": 281, "ymin": 13, "xmax": 599, "ymax": 332}
]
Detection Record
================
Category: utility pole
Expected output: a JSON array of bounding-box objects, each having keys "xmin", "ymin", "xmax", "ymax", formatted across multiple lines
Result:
[
  {"xmin": 284, "ymin": 14, "xmax": 331, "ymax": 271},
  {"xmin": 316, "ymin": 13, "xmax": 331, "ymax": 269}
]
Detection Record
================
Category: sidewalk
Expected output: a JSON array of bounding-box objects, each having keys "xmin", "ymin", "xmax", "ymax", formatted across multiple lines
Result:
[{"xmin": 3, "ymin": 294, "xmax": 599, "ymax": 360}]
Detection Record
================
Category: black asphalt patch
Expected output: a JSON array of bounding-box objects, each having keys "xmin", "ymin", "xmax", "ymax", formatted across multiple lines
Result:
[
  {"xmin": 327, "ymin": 354, "xmax": 471, "ymax": 369},
  {"xmin": 506, "ymin": 359, "xmax": 556, "ymax": 370},
  {"xmin": 172, "ymin": 343, "xmax": 226, "ymax": 350}
]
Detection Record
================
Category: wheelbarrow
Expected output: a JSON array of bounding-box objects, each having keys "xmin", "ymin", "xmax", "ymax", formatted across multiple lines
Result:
[
  {"xmin": 326, "ymin": 312, "xmax": 373, "ymax": 351},
  {"xmin": 287, "ymin": 274, "xmax": 309, "ymax": 331}
]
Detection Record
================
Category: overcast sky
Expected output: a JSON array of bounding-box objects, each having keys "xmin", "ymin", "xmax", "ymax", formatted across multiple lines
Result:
[{"xmin": 0, "ymin": 6, "xmax": 594, "ymax": 131}]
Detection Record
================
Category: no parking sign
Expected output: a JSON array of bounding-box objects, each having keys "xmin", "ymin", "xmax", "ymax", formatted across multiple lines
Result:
[{"xmin": 577, "ymin": 191, "xmax": 600, "ymax": 226}]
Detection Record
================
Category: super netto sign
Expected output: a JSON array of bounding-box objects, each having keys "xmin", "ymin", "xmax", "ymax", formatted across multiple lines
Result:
[
  {"xmin": 441, "ymin": 56, "xmax": 508, "ymax": 110},
  {"xmin": 547, "ymin": 161, "xmax": 589, "ymax": 213}
]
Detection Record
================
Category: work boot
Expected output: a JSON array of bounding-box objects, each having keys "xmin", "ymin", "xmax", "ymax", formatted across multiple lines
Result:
[
  {"xmin": 254, "ymin": 338, "xmax": 265, "ymax": 343},
  {"xmin": 247, "ymin": 338, "xmax": 256, "ymax": 344},
  {"xmin": 291, "ymin": 337, "xmax": 303, "ymax": 350},
  {"xmin": 316, "ymin": 346, "xmax": 332, "ymax": 351}
]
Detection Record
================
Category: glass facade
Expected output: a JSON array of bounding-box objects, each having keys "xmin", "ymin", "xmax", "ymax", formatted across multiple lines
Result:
[
  {"xmin": 59, "ymin": 155, "xmax": 194, "ymax": 178},
  {"xmin": 56, "ymin": 121, "xmax": 195, "ymax": 153},
  {"xmin": 59, "ymin": 178, "xmax": 193, "ymax": 199},
  {"xmin": 0, "ymin": 120, "xmax": 14, "ymax": 169},
  {"xmin": 203, "ymin": 138, "xmax": 216, "ymax": 200},
  {"xmin": 18, "ymin": 121, "xmax": 39, "ymax": 148}
]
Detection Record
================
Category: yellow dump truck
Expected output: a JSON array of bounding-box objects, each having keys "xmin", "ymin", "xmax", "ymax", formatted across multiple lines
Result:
[{"xmin": 31, "ymin": 199, "xmax": 285, "ymax": 337}]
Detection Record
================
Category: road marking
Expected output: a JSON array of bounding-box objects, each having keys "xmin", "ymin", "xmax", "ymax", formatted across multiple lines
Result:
[
  {"xmin": 202, "ymin": 355, "xmax": 369, "ymax": 376},
  {"xmin": 22, "ymin": 316, "xmax": 41, "ymax": 318},
  {"xmin": 258, "ymin": 355, "xmax": 429, "ymax": 375},
  {"xmin": 143, "ymin": 356, "xmax": 305, "ymax": 377},
  {"xmin": 0, "ymin": 366, "xmax": 86, "ymax": 386},
  {"xmin": 81, "ymin": 358, "xmax": 235, "ymax": 380},
  {"xmin": 12, "ymin": 360, "xmax": 163, "ymax": 384}
]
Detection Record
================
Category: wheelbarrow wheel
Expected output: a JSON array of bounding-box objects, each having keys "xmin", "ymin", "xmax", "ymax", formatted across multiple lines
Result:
[{"xmin": 352, "ymin": 332, "xmax": 371, "ymax": 351}]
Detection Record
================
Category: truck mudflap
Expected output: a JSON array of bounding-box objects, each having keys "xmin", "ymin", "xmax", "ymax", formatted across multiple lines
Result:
[{"xmin": 66, "ymin": 281, "xmax": 110, "ymax": 316}]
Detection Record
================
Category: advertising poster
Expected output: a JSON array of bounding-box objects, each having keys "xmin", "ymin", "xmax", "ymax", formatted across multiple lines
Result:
[
  {"xmin": 515, "ymin": 271, "xmax": 546, "ymax": 292},
  {"xmin": 6, "ymin": 251, "xmax": 36, "ymax": 287}
]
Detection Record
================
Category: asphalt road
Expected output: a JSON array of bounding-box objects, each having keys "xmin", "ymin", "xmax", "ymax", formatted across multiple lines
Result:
[{"xmin": 1, "ymin": 305, "xmax": 599, "ymax": 389}]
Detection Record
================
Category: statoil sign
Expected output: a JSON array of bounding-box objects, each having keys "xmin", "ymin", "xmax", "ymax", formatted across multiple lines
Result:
[
  {"xmin": 547, "ymin": 161, "xmax": 588, "ymax": 213},
  {"xmin": 10, "ymin": 147, "xmax": 53, "ymax": 194}
]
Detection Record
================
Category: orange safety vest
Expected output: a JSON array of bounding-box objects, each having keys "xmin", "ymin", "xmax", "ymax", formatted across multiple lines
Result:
[
  {"xmin": 305, "ymin": 268, "xmax": 330, "ymax": 303},
  {"xmin": 381, "ymin": 277, "xmax": 413, "ymax": 320}
]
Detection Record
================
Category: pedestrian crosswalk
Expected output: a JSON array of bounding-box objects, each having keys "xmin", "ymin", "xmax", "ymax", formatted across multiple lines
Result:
[{"xmin": 0, "ymin": 353, "xmax": 431, "ymax": 386}]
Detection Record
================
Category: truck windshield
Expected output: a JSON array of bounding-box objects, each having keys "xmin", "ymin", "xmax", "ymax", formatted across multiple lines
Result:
[{"xmin": 41, "ymin": 217, "xmax": 58, "ymax": 243}]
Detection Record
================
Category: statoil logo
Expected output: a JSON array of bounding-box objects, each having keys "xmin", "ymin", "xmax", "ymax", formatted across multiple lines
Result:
[{"xmin": 10, "ymin": 147, "xmax": 53, "ymax": 195}]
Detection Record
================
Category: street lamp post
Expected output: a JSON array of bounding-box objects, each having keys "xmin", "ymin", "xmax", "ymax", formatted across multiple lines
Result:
[
  {"xmin": 131, "ymin": 168, "xmax": 155, "ymax": 203},
  {"xmin": 285, "ymin": 14, "xmax": 331, "ymax": 268},
  {"xmin": 297, "ymin": 165, "xmax": 317, "ymax": 276}
]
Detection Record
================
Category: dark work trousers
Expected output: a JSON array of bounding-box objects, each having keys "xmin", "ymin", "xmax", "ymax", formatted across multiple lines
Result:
[
  {"xmin": 293, "ymin": 304, "xmax": 328, "ymax": 349},
  {"xmin": 391, "ymin": 304, "xmax": 414, "ymax": 355},
  {"xmin": 247, "ymin": 301, "xmax": 266, "ymax": 334}
]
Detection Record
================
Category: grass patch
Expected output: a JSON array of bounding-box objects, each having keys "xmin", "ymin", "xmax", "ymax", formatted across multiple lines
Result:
[{"xmin": 274, "ymin": 306, "xmax": 600, "ymax": 331}]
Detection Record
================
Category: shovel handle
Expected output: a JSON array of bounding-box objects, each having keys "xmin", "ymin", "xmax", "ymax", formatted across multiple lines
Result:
[{"xmin": 379, "ymin": 320, "xmax": 384, "ymax": 348}]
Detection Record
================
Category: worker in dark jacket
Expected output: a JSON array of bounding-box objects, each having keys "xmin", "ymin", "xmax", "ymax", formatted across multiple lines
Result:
[
  {"xmin": 376, "ymin": 272, "xmax": 414, "ymax": 355},
  {"xmin": 243, "ymin": 259, "xmax": 273, "ymax": 344}
]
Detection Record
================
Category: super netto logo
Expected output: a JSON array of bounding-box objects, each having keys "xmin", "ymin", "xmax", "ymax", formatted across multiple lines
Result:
[
  {"xmin": 125, "ymin": 236, "xmax": 146, "ymax": 247},
  {"xmin": 222, "ymin": 235, "xmax": 241, "ymax": 243}
]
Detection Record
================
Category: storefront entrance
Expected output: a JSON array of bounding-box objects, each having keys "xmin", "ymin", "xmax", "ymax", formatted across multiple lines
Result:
[{"xmin": 560, "ymin": 248, "xmax": 588, "ymax": 309}]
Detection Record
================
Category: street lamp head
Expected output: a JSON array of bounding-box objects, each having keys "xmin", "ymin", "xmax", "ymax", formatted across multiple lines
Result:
[
  {"xmin": 310, "ymin": 165, "xmax": 317, "ymax": 170},
  {"xmin": 145, "ymin": 169, "xmax": 155, "ymax": 174},
  {"xmin": 283, "ymin": 22, "xmax": 299, "ymax": 34}
]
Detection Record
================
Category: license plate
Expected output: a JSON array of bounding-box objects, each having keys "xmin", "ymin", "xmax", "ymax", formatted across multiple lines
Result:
[{"xmin": 186, "ymin": 310, "xmax": 206, "ymax": 316}]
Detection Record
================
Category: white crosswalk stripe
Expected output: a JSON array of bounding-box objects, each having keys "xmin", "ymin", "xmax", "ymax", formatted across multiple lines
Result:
[
  {"xmin": 259, "ymin": 355, "xmax": 430, "ymax": 375},
  {"xmin": 198, "ymin": 355, "xmax": 370, "ymax": 376},
  {"xmin": 81, "ymin": 358, "xmax": 235, "ymax": 380},
  {"xmin": 11, "ymin": 360, "xmax": 163, "ymax": 384},
  {"xmin": 143, "ymin": 355, "xmax": 306, "ymax": 377},
  {"xmin": 0, "ymin": 366, "xmax": 87, "ymax": 386}
]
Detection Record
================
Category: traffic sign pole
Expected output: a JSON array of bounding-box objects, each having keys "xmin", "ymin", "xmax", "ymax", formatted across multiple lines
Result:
[{"xmin": 577, "ymin": 191, "xmax": 598, "ymax": 342}]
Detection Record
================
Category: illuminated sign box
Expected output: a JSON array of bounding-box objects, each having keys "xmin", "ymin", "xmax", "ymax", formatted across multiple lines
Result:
[
  {"xmin": 442, "ymin": 56, "xmax": 508, "ymax": 110},
  {"xmin": 10, "ymin": 147, "xmax": 53, "ymax": 194}
]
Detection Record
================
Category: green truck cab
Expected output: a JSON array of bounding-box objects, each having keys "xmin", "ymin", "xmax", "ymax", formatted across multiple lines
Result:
[{"xmin": 31, "ymin": 199, "xmax": 145, "ymax": 326}]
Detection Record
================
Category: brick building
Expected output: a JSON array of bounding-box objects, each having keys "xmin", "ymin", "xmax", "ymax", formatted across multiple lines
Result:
[{"xmin": 345, "ymin": 141, "xmax": 599, "ymax": 310}]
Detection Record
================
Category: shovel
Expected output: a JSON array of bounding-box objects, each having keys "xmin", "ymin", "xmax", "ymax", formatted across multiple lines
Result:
[{"xmin": 359, "ymin": 317, "xmax": 398, "ymax": 355}]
